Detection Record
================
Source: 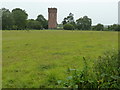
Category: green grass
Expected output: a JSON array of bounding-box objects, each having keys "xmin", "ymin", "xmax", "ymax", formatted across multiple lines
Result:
[{"xmin": 2, "ymin": 30, "xmax": 118, "ymax": 88}]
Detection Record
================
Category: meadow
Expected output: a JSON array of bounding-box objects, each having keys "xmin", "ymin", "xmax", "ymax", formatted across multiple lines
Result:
[{"xmin": 2, "ymin": 30, "xmax": 118, "ymax": 88}]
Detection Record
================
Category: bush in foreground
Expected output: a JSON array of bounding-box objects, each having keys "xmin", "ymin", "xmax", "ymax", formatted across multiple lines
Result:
[
  {"xmin": 93, "ymin": 49, "xmax": 120, "ymax": 88},
  {"xmin": 56, "ymin": 49, "xmax": 120, "ymax": 88}
]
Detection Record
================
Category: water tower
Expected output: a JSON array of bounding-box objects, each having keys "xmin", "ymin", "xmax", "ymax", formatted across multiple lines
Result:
[{"xmin": 48, "ymin": 8, "xmax": 57, "ymax": 29}]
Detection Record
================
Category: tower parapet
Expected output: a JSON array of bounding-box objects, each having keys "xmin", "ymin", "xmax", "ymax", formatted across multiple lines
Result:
[{"xmin": 48, "ymin": 8, "xmax": 57, "ymax": 13}]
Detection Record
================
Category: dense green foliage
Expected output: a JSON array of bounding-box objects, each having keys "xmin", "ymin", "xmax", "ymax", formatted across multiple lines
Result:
[
  {"xmin": 93, "ymin": 50, "xmax": 120, "ymax": 88},
  {"xmin": 62, "ymin": 13, "xmax": 76, "ymax": 29},
  {"xmin": 36, "ymin": 14, "xmax": 48, "ymax": 29},
  {"xmin": 63, "ymin": 24, "xmax": 74, "ymax": 30},
  {"xmin": 2, "ymin": 30, "xmax": 118, "ymax": 88},
  {"xmin": 27, "ymin": 19, "xmax": 42, "ymax": 30},
  {"xmin": 108, "ymin": 24, "xmax": 120, "ymax": 31},
  {"xmin": 2, "ymin": 8, "xmax": 14, "ymax": 30},
  {"xmin": 12, "ymin": 8, "xmax": 28, "ymax": 30},
  {"xmin": 62, "ymin": 14, "xmax": 92, "ymax": 30},
  {"xmin": 92, "ymin": 23, "xmax": 104, "ymax": 31},
  {"xmin": 62, "ymin": 13, "xmax": 75, "ymax": 25},
  {"xmin": 62, "ymin": 13, "xmax": 119, "ymax": 31},
  {"xmin": 76, "ymin": 16, "xmax": 92, "ymax": 30},
  {"xmin": 57, "ymin": 49, "xmax": 120, "ymax": 89},
  {"xmin": 1, "ymin": 8, "xmax": 47, "ymax": 30}
]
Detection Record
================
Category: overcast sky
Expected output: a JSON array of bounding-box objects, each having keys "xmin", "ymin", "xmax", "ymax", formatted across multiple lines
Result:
[{"xmin": 1, "ymin": 0, "xmax": 120, "ymax": 25}]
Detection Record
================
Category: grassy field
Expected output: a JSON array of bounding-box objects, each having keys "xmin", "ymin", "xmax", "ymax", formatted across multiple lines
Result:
[{"xmin": 2, "ymin": 30, "xmax": 118, "ymax": 88}]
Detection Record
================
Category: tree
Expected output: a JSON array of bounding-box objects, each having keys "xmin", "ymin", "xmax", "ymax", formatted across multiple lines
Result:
[
  {"xmin": 63, "ymin": 24, "xmax": 74, "ymax": 30},
  {"xmin": 62, "ymin": 18, "xmax": 67, "ymax": 25},
  {"xmin": 108, "ymin": 24, "xmax": 120, "ymax": 31},
  {"xmin": 2, "ymin": 8, "xmax": 14, "ymax": 30},
  {"xmin": 116, "ymin": 25, "xmax": 120, "ymax": 31},
  {"xmin": 93, "ymin": 23, "xmax": 104, "ymax": 31},
  {"xmin": 12, "ymin": 8, "xmax": 28, "ymax": 30},
  {"xmin": 36, "ymin": 14, "xmax": 48, "ymax": 29},
  {"xmin": 27, "ymin": 19, "xmax": 42, "ymax": 30},
  {"xmin": 76, "ymin": 16, "xmax": 92, "ymax": 30},
  {"xmin": 62, "ymin": 13, "xmax": 76, "ymax": 28}
]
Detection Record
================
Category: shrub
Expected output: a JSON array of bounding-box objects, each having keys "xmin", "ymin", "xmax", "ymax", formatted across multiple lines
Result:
[
  {"xmin": 58, "ymin": 49, "xmax": 120, "ymax": 89},
  {"xmin": 108, "ymin": 24, "xmax": 120, "ymax": 31},
  {"xmin": 93, "ymin": 49, "xmax": 120, "ymax": 88},
  {"xmin": 63, "ymin": 24, "xmax": 74, "ymax": 30},
  {"xmin": 57, "ymin": 57, "xmax": 97, "ymax": 88},
  {"xmin": 92, "ymin": 23, "xmax": 104, "ymax": 31}
]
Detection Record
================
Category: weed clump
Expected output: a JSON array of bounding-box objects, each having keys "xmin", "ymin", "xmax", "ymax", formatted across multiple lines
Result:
[{"xmin": 57, "ymin": 49, "xmax": 120, "ymax": 89}]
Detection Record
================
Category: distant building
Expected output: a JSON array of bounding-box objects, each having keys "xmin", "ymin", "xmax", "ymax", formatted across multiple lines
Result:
[
  {"xmin": 118, "ymin": 1, "xmax": 120, "ymax": 24},
  {"xmin": 48, "ymin": 8, "xmax": 57, "ymax": 29}
]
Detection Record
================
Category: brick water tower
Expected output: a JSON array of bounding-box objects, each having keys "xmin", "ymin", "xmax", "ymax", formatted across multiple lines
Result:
[{"xmin": 48, "ymin": 8, "xmax": 57, "ymax": 29}]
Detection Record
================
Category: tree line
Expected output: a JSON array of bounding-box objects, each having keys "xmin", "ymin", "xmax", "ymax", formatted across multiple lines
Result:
[
  {"xmin": 1, "ymin": 8, "xmax": 120, "ymax": 31},
  {"xmin": 62, "ymin": 13, "xmax": 120, "ymax": 31},
  {"xmin": 1, "ymin": 8, "xmax": 48, "ymax": 30}
]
